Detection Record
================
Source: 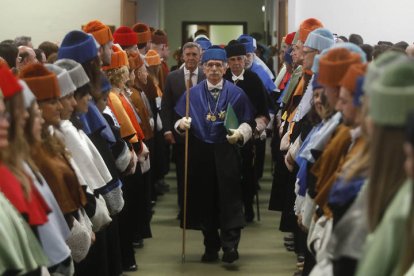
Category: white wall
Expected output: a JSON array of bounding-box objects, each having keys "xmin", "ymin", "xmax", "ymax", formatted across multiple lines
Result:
[
  {"xmin": 0, "ymin": 0, "xmax": 121, "ymax": 47},
  {"xmin": 163, "ymin": 0, "xmax": 265, "ymax": 65},
  {"xmin": 210, "ymin": 25, "xmax": 244, "ymax": 45},
  {"xmin": 288, "ymin": 0, "xmax": 414, "ymax": 45}
]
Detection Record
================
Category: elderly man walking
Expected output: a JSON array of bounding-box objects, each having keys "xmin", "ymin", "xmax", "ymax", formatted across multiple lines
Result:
[{"xmin": 174, "ymin": 46, "xmax": 254, "ymax": 263}]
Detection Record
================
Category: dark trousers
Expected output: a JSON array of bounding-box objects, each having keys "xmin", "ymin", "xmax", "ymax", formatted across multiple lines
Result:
[
  {"xmin": 241, "ymin": 141, "xmax": 256, "ymax": 211},
  {"xmin": 303, "ymin": 241, "xmax": 317, "ymax": 276},
  {"xmin": 74, "ymin": 230, "xmax": 109, "ymax": 276},
  {"xmin": 202, "ymin": 228, "xmax": 241, "ymax": 252},
  {"xmin": 173, "ymin": 143, "xmax": 185, "ymax": 211},
  {"xmin": 118, "ymin": 181, "xmax": 137, "ymax": 268},
  {"xmin": 332, "ymin": 257, "xmax": 357, "ymax": 276},
  {"xmin": 254, "ymin": 139, "xmax": 266, "ymax": 180}
]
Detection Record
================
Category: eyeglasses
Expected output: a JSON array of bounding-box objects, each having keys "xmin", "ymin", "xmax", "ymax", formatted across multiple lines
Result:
[
  {"xmin": 18, "ymin": 52, "xmax": 30, "ymax": 63},
  {"xmin": 205, "ymin": 62, "xmax": 223, "ymax": 69},
  {"xmin": 303, "ymin": 49, "xmax": 317, "ymax": 55}
]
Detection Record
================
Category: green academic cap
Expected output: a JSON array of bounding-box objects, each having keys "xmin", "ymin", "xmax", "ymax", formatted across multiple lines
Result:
[{"xmin": 370, "ymin": 59, "xmax": 414, "ymax": 127}]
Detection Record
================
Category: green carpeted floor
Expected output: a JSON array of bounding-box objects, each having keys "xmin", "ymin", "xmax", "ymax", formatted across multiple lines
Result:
[{"xmin": 126, "ymin": 145, "xmax": 297, "ymax": 276}]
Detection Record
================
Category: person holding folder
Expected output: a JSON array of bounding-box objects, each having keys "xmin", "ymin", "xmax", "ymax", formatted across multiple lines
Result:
[
  {"xmin": 224, "ymin": 41, "xmax": 270, "ymax": 223},
  {"xmin": 174, "ymin": 46, "xmax": 254, "ymax": 263}
]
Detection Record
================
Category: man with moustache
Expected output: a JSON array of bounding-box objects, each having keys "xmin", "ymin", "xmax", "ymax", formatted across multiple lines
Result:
[{"xmin": 174, "ymin": 46, "xmax": 254, "ymax": 263}]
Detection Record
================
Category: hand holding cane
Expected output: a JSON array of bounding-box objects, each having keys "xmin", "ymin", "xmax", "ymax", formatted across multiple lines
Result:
[{"xmin": 182, "ymin": 78, "xmax": 191, "ymax": 263}]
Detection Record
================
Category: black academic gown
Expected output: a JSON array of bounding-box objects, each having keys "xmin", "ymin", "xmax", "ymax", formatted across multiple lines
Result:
[
  {"xmin": 73, "ymin": 113, "xmax": 123, "ymax": 276},
  {"xmin": 175, "ymin": 80, "xmax": 254, "ymax": 231},
  {"xmin": 223, "ymin": 69, "xmax": 270, "ymax": 218}
]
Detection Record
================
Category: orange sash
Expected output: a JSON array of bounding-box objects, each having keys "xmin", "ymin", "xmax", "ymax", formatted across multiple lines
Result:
[
  {"xmin": 107, "ymin": 91, "xmax": 138, "ymax": 143},
  {"xmin": 119, "ymin": 93, "xmax": 145, "ymax": 141}
]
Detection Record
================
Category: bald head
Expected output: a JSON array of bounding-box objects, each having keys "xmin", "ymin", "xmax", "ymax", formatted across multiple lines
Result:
[
  {"xmin": 406, "ymin": 44, "xmax": 414, "ymax": 57},
  {"xmin": 17, "ymin": 46, "xmax": 37, "ymax": 70}
]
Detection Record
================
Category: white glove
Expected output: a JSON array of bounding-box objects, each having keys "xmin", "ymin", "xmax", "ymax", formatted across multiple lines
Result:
[
  {"xmin": 279, "ymin": 120, "xmax": 285, "ymax": 137},
  {"xmin": 138, "ymin": 142, "xmax": 150, "ymax": 163},
  {"xmin": 129, "ymin": 150, "xmax": 138, "ymax": 175},
  {"xmin": 226, "ymin": 128, "xmax": 243, "ymax": 144},
  {"xmin": 156, "ymin": 114, "xmax": 163, "ymax": 131},
  {"xmin": 179, "ymin": 117, "xmax": 192, "ymax": 131},
  {"xmin": 255, "ymin": 117, "xmax": 267, "ymax": 133},
  {"xmin": 260, "ymin": 130, "xmax": 267, "ymax": 140}
]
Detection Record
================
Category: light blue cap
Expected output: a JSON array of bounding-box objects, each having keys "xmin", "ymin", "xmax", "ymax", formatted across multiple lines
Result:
[
  {"xmin": 201, "ymin": 46, "xmax": 227, "ymax": 64},
  {"xmin": 312, "ymin": 42, "xmax": 367, "ymax": 73},
  {"xmin": 304, "ymin": 28, "xmax": 334, "ymax": 52}
]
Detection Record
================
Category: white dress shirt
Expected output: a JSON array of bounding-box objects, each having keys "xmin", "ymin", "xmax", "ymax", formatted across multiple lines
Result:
[{"xmin": 184, "ymin": 67, "xmax": 199, "ymax": 87}]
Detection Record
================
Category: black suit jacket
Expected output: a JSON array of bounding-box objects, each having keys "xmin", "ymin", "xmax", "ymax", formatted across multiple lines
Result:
[
  {"xmin": 160, "ymin": 67, "xmax": 205, "ymax": 142},
  {"xmin": 223, "ymin": 69, "xmax": 270, "ymax": 130}
]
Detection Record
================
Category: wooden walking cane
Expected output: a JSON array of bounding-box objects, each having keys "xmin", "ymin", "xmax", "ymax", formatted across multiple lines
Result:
[
  {"xmin": 256, "ymin": 188, "xmax": 261, "ymax": 221},
  {"xmin": 182, "ymin": 80, "xmax": 191, "ymax": 263},
  {"xmin": 253, "ymin": 144, "xmax": 261, "ymax": 222}
]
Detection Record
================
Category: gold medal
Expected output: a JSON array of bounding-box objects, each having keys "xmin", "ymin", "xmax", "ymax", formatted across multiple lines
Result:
[{"xmin": 206, "ymin": 90, "xmax": 221, "ymax": 122}]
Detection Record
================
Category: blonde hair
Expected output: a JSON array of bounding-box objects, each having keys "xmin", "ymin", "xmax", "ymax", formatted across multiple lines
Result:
[
  {"xmin": 40, "ymin": 123, "xmax": 71, "ymax": 161},
  {"xmin": 105, "ymin": 66, "xmax": 129, "ymax": 88},
  {"xmin": 146, "ymin": 65, "xmax": 160, "ymax": 85}
]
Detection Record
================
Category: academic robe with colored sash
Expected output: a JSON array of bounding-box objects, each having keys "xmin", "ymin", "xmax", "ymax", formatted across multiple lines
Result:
[
  {"xmin": 356, "ymin": 180, "xmax": 412, "ymax": 276},
  {"xmin": 129, "ymin": 87, "xmax": 154, "ymax": 140},
  {"xmin": 311, "ymin": 124, "xmax": 352, "ymax": 217},
  {"xmin": 107, "ymin": 91, "xmax": 140, "ymax": 145},
  {"xmin": 223, "ymin": 69, "xmax": 270, "ymax": 220},
  {"xmin": 0, "ymin": 164, "xmax": 50, "ymax": 227},
  {"xmin": 0, "ymin": 191, "xmax": 49, "ymax": 275},
  {"xmin": 268, "ymin": 66, "xmax": 302, "ymax": 213},
  {"xmin": 107, "ymin": 88, "xmax": 152, "ymax": 270},
  {"xmin": 175, "ymin": 79, "xmax": 254, "ymax": 231},
  {"xmin": 250, "ymin": 61, "xmax": 276, "ymax": 94}
]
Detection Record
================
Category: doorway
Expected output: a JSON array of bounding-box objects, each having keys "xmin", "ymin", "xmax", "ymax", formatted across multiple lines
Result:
[
  {"xmin": 121, "ymin": 0, "xmax": 137, "ymax": 27},
  {"xmin": 182, "ymin": 21, "xmax": 247, "ymax": 46}
]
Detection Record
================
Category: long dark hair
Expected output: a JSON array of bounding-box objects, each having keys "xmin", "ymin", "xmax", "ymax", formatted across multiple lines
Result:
[
  {"xmin": 0, "ymin": 43, "xmax": 18, "ymax": 69},
  {"xmin": 367, "ymin": 125, "xmax": 406, "ymax": 231},
  {"xmin": 81, "ymin": 56, "xmax": 101, "ymax": 99},
  {"xmin": 70, "ymin": 82, "xmax": 92, "ymax": 130},
  {"xmin": 3, "ymin": 93, "xmax": 31, "ymax": 196},
  {"xmin": 399, "ymin": 111, "xmax": 414, "ymax": 275},
  {"xmin": 24, "ymin": 100, "xmax": 42, "ymax": 180}
]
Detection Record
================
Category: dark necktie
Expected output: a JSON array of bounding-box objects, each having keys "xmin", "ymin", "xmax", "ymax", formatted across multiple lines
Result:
[
  {"xmin": 187, "ymin": 73, "xmax": 194, "ymax": 89},
  {"xmin": 210, "ymin": 88, "xmax": 220, "ymax": 100}
]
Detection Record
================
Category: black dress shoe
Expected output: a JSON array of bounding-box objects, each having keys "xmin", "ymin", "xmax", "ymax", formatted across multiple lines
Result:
[
  {"xmin": 176, "ymin": 210, "xmax": 182, "ymax": 220},
  {"xmin": 284, "ymin": 233, "xmax": 294, "ymax": 242},
  {"xmin": 133, "ymin": 239, "xmax": 144, "ymax": 249},
  {"xmin": 222, "ymin": 249, "xmax": 239, "ymax": 263},
  {"xmin": 123, "ymin": 264, "xmax": 138, "ymax": 272},
  {"xmin": 201, "ymin": 251, "xmax": 219, "ymax": 263}
]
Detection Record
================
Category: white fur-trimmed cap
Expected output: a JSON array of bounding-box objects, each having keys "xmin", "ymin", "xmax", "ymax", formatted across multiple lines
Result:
[
  {"xmin": 44, "ymin": 63, "xmax": 76, "ymax": 98},
  {"xmin": 19, "ymin": 80, "xmax": 36, "ymax": 109},
  {"xmin": 54, "ymin": 58, "xmax": 90, "ymax": 89}
]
